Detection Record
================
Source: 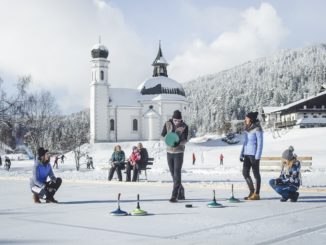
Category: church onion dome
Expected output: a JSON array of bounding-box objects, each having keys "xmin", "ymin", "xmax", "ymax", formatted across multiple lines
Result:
[
  {"xmin": 91, "ymin": 43, "xmax": 109, "ymax": 59},
  {"xmin": 137, "ymin": 76, "xmax": 186, "ymax": 97}
]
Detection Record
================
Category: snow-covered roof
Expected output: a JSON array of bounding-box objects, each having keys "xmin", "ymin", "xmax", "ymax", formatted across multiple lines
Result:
[
  {"xmin": 264, "ymin": 90, "xmax": 326, "ymax": 114},
  {"xmin": 91, "ymin": 43, "xmax": 108, "ymax": 51},
  {"xmin": 137, "ymin": 76, "xmax": 184, "ymax": 90},
  {"xmin": 141, "ymin": 94, "xmax": 187, "ymax": 102},
  {"xmin": 109, "ymin": 88, "xmax": 141, "ymax": 107},
  {"xmin": 263, "ymin": 107, "xmax": 282, "ymax": 114},
  {"xmin": 153, "ymin": 56, "xmax": 168, "ymax": 65}
]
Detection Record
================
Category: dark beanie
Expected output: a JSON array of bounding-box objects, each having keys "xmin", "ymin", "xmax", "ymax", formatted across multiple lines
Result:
[
  {"xmin": 172, "ymin": 110, "xmax": 182, "ymax": 119},
  {"xmin": 37, "ymin": 147, "xmax": 48, "ymax": 158},
  {"xmin": 282, "ymin": 146, "xmax": 295, "ymax": 161},
  {"xmin": 246, "ymin": 111, "xmax": 258, "ymax": 122}
]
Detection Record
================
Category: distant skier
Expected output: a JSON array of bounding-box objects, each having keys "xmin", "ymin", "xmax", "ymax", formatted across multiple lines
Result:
[
  {"xmin": 53, "ymin": 155, "xmax": 59, "ymax": 169},
  {"xmin": 30, "ymin": 147, "xmax": 62, "ymax": 203},
  {"xmin": 61, "ymin": 154, "xmax": 65, "ymax": 164},
  {"xmin": 220, "ymin": 153, "xmax": 224, "ymax": 166},
  {"xmin": 0, "ymin": 155, "xmax": 2, "ymax": 166},
  {"xmin": 240, "ymin": 111, "xmax": 263, "ymax": 201},
  {"xmin": 269, "ymin": 146, "xmax": 301, "ymax": 202},
  {"xmin": 4, "ymin": 156, "xmax": 11, "ymax": 171},
  {"xmin": 86, "ymin": 155, "xmax": 95, "ymax": 169},
  {"xmin": 161, "ymin": 110, "xmax": 189, "ymax": 203},
  {"xmin": 192, "ymin": 153, "xmax": 196, "ymax": 165}
]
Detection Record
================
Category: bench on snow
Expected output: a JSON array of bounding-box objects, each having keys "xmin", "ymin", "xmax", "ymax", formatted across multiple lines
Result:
[
  {"xmin": 137, "ymin": 157, "xmax": 154, "ymax": 181},
  {"xmin": 260, "ymin": 156, "xmax": 312, "ymax": 172},
  {"xmin": 107, "ymin": 157, "xmax": 154, "ymax": 181}
]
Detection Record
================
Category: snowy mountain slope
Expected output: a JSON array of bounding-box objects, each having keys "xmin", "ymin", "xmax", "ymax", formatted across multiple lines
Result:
[{"xmin": 184, "ymin": 44, "xmax": 326, "ymax": 132}]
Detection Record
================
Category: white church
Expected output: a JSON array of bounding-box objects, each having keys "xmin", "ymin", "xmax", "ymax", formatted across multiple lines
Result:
[{"xmin": 90, "ymin": 42, "xmax": 188, "ymax": 143}]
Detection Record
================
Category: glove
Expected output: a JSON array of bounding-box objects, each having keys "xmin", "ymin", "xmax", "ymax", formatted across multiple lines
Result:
[
  {"xmin": 173, "ymin": 141, "xmax": 179, "ymax": 147},
  {"xmin": 275, "ymin": 178, "xmax": 284, "ymax": 185},
  {"xmin": 240, "ymin": 157, "xmax": 244, "ymax": 162},
  {"xmin": 50, "ymin": 177, "xmax": 57, "ymax": 184}
]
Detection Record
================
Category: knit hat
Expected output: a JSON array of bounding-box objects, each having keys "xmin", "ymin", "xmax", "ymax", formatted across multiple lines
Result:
[
  {"xmin": 132, "ymin": 146, "xmax": 137, "ymax": 150},
  {"xmin": 246, "ymin": 111, "xmax": 259, "ymax": 123},
  {"xmin": 172, "ymin": 110, "xmax": 182, "ymax": 119},
  {"xmin": 282, "ymin": 146, "xmax": 295, "ymax": 161},
  {"xmin": 37, "ymin": 147, "xmax": 48, "ymax": 158}
]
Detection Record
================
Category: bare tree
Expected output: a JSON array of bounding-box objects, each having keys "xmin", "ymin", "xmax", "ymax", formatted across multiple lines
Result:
[
  {"xmin": 58, "ymin": 111, "xmax": 89, "ymax": 170},
  {"xmin": 20, "ymin": 90, "xmax": 59, "ymax": 155},
  {"xmin": 0, "ymin": 76, "xmax": 30, "ymax": 148}
]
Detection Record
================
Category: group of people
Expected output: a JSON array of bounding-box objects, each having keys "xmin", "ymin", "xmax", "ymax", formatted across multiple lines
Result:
[
  {"xmin": 108, "ymin": 142, "xmax": 149, "ymax": 182},
  {"xmin": 0, "ymin": 156, "xmax": 11, "ymax": 170},
  {"xmin": 240, "ymin": 111, "xmax": 301, "ymax": 202},
  {"xmin": 52, "ymin": 154, "xmax": 65, "ymax": 169},
  {"xmin": 28, "ymin": 109, "xmax": 301, "ymax": 204}
]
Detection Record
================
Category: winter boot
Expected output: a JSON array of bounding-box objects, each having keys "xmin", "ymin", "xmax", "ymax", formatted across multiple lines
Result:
[
  {"xmin": 290, "ymin": 192, "xmax": 299, "ymax": 202},
  {"xmin": 46, "ymin": 196, "xmax": 58, "ymax": 203},
  {"xmin": 248, "ymin": 193, "xmax": 260, "ymax": 200},
  {"xmin": 244, "ymin": 192, "xmax": 254, "ymax": 200},
  {"xmin": 169, "ymin": 197, "xmax": 178, "ymax": 203},
  {"xmin": 33, "ymin": 193, "xmax": 41, "ymax": 204},
  {"xmin": 280, "ymin": 197, "xmax": 288, "ymax": 202}
]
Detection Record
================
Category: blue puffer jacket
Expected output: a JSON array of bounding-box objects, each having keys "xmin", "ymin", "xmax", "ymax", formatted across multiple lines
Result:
[
  {"xmin": 30, "ymin": 159, "xmax": 55, "ymax": 188},
  {"xmin": 240, "ymin": 121, "xmax": 264, "ymax": 160}
]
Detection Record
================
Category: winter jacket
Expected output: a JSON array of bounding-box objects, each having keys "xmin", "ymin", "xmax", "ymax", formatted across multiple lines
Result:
[
  {"xmin": 161, "ymin": 119, "xmax": 189, "ymax": 153},
  {"xmin": 278, "ymin": 160, "xmax": 301, "ymax": 189},
  {"xmin": 138, "ymin": 148, "xmax": 149, "ymax": 166},
  {"xmin": 129, "ymin": 151, "xmax": 141, "ymax": 166},
  {"xmin": 30, "ymin": 159, "xmax": 56, "ymax": 188},
  {"xmin": 240, "ymin": 121, "xmax": 264, "ymax": 160},
  {"xmin": 110, "ymin": 151, "xmax": 125, "ymax": 163}
]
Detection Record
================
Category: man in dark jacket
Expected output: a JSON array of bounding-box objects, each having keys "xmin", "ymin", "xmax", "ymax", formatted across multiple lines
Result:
[
  {"xmin": 137, "ymin": 142, "xmax": 149, "ymax": 169},
  {"xmin": 30, "ymin": 147, "xmax": 62, "ymax": 203},
  {"xmin": 161, "ymin": 110, "xmax": 189, "ymax": 203}
]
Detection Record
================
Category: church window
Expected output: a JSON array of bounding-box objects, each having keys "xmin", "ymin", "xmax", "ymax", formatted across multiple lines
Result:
[
  {"xmin": 110, "ymin": 119, "xmax": 114, "ymax": 131},
  {"xmin": 100, "ymin": 70, "xmax": 104, "ymax": 80},
  {"xmin": 133, "ymin": 119, "xmax": 138, "ymax": 131}
]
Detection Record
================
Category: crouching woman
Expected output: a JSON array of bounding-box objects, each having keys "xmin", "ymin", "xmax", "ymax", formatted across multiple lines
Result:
[
  {"xmin": 269, "ymin": 146, "xmax": 301, "ymax": 202},
  {"xmin": 30, "ymin": 147, "xmax": 62, "ymax": 203}
]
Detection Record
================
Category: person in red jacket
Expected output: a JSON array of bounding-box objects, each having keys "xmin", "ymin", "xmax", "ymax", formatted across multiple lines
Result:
[
  {"xmin": 220, "ymin": 154, "xmax": 224, "ymax": 165},
  {"xmin": 192, "ymin": 153, "xmax": 196, "ymax": 165},
  {"xmin": 126, "ymin": 146, "xmax": 141, "ymax": 182}
]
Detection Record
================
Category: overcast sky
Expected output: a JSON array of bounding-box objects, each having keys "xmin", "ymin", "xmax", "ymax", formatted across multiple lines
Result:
[{"xmin": 0, "ymin": 0, "xmax": 326, "ymax": 113}]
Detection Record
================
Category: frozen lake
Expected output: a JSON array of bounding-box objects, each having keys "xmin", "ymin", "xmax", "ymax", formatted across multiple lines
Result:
[{"xmin": 1, "ymin": 179, "xmax": 326, "ymax": 245}]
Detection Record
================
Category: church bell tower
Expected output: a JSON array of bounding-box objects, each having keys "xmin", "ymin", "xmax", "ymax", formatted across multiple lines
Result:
[{"xmin": 90, "ymin": 40, "xmax": 110, "ymax": 143}]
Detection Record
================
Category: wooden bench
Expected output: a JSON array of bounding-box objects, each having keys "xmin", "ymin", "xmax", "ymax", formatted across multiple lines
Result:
[
  {"xmin": 137, "ymin": 157, "xmax": 154, "ymax": 181},
  {"xmin": 260, "ymin": 156, "xmax": 312, "ymax": 172}
]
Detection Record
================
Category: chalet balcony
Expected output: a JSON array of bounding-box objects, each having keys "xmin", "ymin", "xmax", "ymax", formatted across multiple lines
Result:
[{"xmin": 274, "ymin": 120, "xmax": 297, "ymax": 128}]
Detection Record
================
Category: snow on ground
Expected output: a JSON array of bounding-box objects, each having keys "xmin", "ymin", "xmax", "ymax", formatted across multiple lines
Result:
[{"xmin": 0, "ymin": 127, "xmax": 326, "ymax": 244}]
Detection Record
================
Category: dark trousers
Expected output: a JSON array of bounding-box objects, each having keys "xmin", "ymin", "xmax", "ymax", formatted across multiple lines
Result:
[
  {"xmin": 167, "ymin": 152, "xmax": 185, "ymax": 198},
  {"xmin": 126, "ymin": 162, "xmax": 138, "ymax": 182},
  {"xmin": 220, "ymin": 159, "xmax": 223, "ymax": 165},
  {"xmin": 269, "ymin": 179, "xmax": 298, "ymax": 199},
  {"xmin": 108, "ymin": 165, "xmax": 123, "ymax": 181},
  {"xmin": 45, "ymin": 178, "xmax": 62, "ymax": 198},
  {"xmin": 242, "ymin": 155, "xmax": 261, "ymax": 194}
]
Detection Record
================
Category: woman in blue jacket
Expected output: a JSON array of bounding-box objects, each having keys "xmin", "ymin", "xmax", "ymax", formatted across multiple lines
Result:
[
  {"xmin": 240, "ymin": 111, "xmax": 263, "ymax": 200},
  {"xmin": 30, "ymin": 147, "xmax": 62, "ymax": 203}
]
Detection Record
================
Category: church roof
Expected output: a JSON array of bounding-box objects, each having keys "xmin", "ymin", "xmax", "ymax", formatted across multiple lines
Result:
[
  {"xmin": 91, "ymin": 43, "xmax": 109, "ymax": 59},
  {"xmin": 137, "ymin": 76, "xmax": 186, "ymax": 97},
  {"xmin": 109, "ymin": 88, "xmax": 140, "ymax": 107}
]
